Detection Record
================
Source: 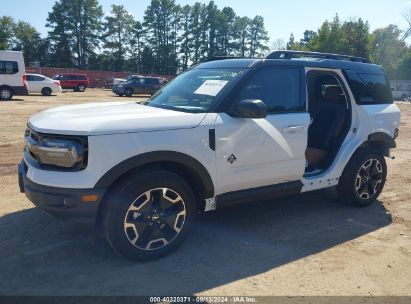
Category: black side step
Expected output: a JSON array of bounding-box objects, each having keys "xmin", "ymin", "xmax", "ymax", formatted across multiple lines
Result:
[{"xmin": 216, "ymin": 180, "xmax": 303, "ymax": 209}]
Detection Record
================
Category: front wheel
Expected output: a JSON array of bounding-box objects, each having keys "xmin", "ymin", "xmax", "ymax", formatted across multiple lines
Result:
[
  {"xmin": 124, "ymin": 88, "xmax": 133, "ymax": 97},
  {"xmin": 103, "ymin": 170, "xmax": 196, "ymax": 260},
  {"xmin": 337, "ymin": 149, "xmax": 387, "ymax": 206}
]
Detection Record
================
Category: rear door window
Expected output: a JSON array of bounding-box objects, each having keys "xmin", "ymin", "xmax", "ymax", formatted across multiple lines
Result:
[
  {"xmin": 30, "ymin": 75, "xmax": 44, "ymax": 81},
  {"xmin": 343, "ymin": 70, "xmax": 393, "ymax": 104}
]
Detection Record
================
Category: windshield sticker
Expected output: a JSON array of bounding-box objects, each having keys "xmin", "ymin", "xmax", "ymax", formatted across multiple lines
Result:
[{"xmin": 194, "ymin": 80, "xmax": 229, "ymax": 96}]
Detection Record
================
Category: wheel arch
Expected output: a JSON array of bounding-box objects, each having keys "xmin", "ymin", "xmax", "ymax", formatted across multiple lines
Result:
[
  {"xmin": 95, "ymin": 151, "xmax": 215, "ymax": 227},
  {"xmin": 41, "ymin": 87, "xmax": 52, "ymax": 93},
  {"xmin": 358, "ymin": 132, "xmax": 396, "ymax": 157},
  {"xmin": 0, "ymin": 85, "xmax": 14, "ymax": 94}
]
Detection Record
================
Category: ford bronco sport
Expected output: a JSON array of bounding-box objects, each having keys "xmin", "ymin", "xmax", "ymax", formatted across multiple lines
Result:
[{"xmin": 18, "ymin": 51, "xmax": 400, "ymax": 260}]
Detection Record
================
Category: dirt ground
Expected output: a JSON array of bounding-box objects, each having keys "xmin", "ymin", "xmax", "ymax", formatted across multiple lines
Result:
[{"xmin": 0, "ymin": 89, "xmax": 410, "ymax": 296}]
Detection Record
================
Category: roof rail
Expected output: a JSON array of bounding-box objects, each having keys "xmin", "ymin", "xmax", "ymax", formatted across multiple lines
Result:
[
  {"xmin": 207, "ymin": 56, "xmax": 244, "ymax": 62},
  {"xmin": 266, "ymin": 50, "xmax": 371, "ymax": 63}
]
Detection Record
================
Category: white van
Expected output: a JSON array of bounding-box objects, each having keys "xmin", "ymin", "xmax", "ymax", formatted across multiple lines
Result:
[{"xmin": 0, "ymin": 50, "xmax": 28, "ymax": 101}]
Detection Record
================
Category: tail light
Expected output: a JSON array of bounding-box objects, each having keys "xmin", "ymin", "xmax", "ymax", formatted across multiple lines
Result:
[
  {"xmin": 23, "ymin": 75, "xmax": 28, "ymax": 90},
  {"xmin": 54, "ymin": 81, "xmax": 61, "ymax": 86}
]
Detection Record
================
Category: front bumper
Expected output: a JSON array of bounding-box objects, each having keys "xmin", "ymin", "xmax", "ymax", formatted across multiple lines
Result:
[
  {"xmin": 18, "ymin": 160, "xmax": 106, "ymax": 228},
  {"xmin": 112, "ymin": 86, "xmax": 125, "ymax": 94}
]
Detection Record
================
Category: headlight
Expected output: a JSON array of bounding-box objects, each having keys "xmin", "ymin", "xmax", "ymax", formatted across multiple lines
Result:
[
  {"xmin": 117, "ymin": 85, "xmax": 123, "ymax": 88},
  {"xmin": 25, "ymin": 129, "xmax": 87, "ymax": 170}
]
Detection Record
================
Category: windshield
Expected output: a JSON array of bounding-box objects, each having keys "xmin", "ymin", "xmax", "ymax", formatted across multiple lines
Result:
[{"xmin": 146, "ymin": 68, "xmax": 245, "ymax": 113}]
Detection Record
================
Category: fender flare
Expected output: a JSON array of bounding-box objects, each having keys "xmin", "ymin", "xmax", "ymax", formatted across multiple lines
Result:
[
  {"xmin": 94, "ymin": 151, "xmax": 215, "ymax": 198},
  {"xmin": 367, "ymin": 132, "xmax": 396, "ymax": 148}
]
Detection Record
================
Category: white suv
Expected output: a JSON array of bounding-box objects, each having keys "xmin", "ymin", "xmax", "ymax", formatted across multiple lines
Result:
[{"xmin": 18, "ymin": 51, "xmax": 401, "ymax": 260}]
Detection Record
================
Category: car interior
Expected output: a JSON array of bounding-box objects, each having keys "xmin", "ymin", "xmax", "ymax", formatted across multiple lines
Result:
[{"xmin": 305, "ymin": 71, "xmax": 351, "ymax": 175}]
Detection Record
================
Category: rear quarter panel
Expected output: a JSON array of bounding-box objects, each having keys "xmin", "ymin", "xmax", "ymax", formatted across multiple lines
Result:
[{"xmin": 361, "ymin": 103, "xmax": 401, "ymax": 138}]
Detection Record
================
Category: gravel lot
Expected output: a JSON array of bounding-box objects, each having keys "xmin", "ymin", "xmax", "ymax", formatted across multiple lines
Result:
[{"xmin": 0, "ymin": 89, "xmax": 410, "ymax": 296}]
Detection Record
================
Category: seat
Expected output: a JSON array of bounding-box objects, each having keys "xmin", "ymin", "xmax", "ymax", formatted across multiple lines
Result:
[{"xmin": 306, "ymin": 85, "xmax": 347, "ymax": 168}]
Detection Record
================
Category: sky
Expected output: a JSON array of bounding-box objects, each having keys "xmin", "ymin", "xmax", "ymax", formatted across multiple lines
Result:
[{"xmin": 2, "ymin": 0, "xmax": 410, "ymax": 44}]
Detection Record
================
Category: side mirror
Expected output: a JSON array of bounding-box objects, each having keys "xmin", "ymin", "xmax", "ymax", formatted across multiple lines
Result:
[{"xmin": 233, "ymin": 99, "xmax": 267, "ymax": 119}]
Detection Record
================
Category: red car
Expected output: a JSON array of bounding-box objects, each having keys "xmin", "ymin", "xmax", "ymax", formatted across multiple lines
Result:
[{"xmin": 52, "ymin": 73, "xmax": 90, "ymax": 92}]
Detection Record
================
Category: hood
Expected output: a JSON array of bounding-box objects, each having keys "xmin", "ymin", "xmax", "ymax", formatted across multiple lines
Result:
[{"xmin": 28, "ymin": 102, "xmax": 207, "ymax": 136}]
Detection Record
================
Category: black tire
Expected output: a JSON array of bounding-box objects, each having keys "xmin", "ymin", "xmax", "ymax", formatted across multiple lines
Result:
[
  {"xmin": 337, "ymin": 148, "xmax": 387, "ymax": 207},
  {"xmin": 124, "ymin": 88, "xmax": 133, "ymax": 97},
  {"xmin": 103, "ymin": 169, "xmax": 196, "ymax": 260},
  {"xmin": 0, "ymin": 87, "xmax": 13, "ymax": 101},
  {"xmin": 117, "ymin": 93, "xmax": 124, "ymax": 97},
  {"xmin": 41, "ymin": 87, "xmax": 52, "ymax": 96},
  {"xmin": 77, "ymin": 84, "xmax": 86, "ymax": 92}
]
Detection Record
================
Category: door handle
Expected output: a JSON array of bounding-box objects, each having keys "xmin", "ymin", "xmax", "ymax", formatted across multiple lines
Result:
[{"xmin": 283, "ymin": 125, "xmax": 304, "ymax": 134}]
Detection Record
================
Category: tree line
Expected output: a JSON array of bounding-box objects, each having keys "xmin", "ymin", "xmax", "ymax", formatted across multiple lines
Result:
[
  {"xmin": 0, "ymin": 0, "xmax": 269, "ymax": 75},
  {"xmin": 286, "ymin": 14, "xmax": 411, "ymax": 80},
  {"xmin": 1, "ymin": 2, "xmax": 411, "ymax": 79}
]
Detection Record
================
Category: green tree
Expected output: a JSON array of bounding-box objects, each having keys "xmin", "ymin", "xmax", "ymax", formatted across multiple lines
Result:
[
  {"xmin": 204, "ymin": 1, "xmax": 219, "ymax": 59},
  {"xmin": 179, "ymin": 5, "xmax": 192, "ymax": 70},
  {"xmin": 248, "ymin": 15, "xmax": 269, "ymax": 57},
  {"xmin": 47, "ymin": 0, "xmax": 103, "ymax": 68},
  {"xmin": 12, "ymin": 21, "xmax": 44, "ymax": 65},
  {"xmin": 396, "ymin": 51, "xmax": 411, "ymax": 79},
  {"xmin": 301, "ymin": 30, "xmax": 316, "ymax": 45},
  {"xmin": 308, "ymin": 14, "xmax": 342, "ymax": 53},
  {"xmin": 129, "ymin": 21, "xmax": 144, "ymax": 72},
  {"xmin": 0, "ymin": 16, "xmax": 15, "ymax": 50},
  {"xmin": 339, "ymin": 18, "xmax": 370, "ymax": 57},
  {"xmin": 234, "ymin": 16, "xmax": 251, "ymax": 57},
  {"xmin": 143, "ymin": 0, "xmax": 179, "ymax": 74},
  {"xmin": 140, "ymin": 46, "xmax": 155, "ymax": 73},
  {"xmin": 291, "ymin": 16, "xmax": 371, "ymax": 58},
  {"xmin": 370, "ymin": 25, "xmax": 407, "ymax": 77},
  {"xmin": 103, "ymin": 4, "xmax": 136, "ymax": 71},
  {"xmin": 189, "ymin": 2, "xmax": 207, "ymax": 63},
  {"xmin": 215, "ymin": 7, "xmax": 237, "ymax": 56},
  {"xmin": 46, "ymin": 1, "xmax": 74, "ymax": 67}
]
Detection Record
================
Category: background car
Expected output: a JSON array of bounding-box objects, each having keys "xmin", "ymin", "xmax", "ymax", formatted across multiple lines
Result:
[
  {"xmin": 112, "ymin": 76, "xmax": 162, "ymax": 97},
  {"xmin": 26, "ymin": 73, "xmax": 62, "ymax": 96},
  {"xmin": 52, "ymin": 73, "xmax": 90, "ymax": 92},
  {"xmin": 0, "ymin": 50, "xmax": 28, "ymax": 101}
]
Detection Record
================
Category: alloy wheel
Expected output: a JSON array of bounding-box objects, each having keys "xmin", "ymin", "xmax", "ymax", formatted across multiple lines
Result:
[
  {"xmin": 123, "ymin": 188, "xmax": 186, "ymax": 250},
  {"xmin": 355, "ymin": 158, "xmax": 384, "ymax": 200},
  {"xmin": 0, "ymin": 89, "xmax": 11, "ymax": 100}
]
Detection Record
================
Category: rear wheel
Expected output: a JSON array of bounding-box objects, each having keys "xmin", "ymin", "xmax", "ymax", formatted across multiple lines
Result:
[
  {"xmin": 77, "ymin": 84, "xmax": 86, "ymax": 92},
  {"xmin": 41, "ymin": 87, "xmax": 52, "ymax": 96},
  {"xmin": 337, "ymin": 148, "xmax": 387, "ymax": 206},
  {"xmin": 103, "ymin": 170, "xmax": 196, "ymax": 260},
  {"xmin": 125, "ymin": 88, "xmax": 133, "ymax": 97},
  {"xmin": 0, "ymin": 87, "xmax": 13, "ymax": 101}
]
